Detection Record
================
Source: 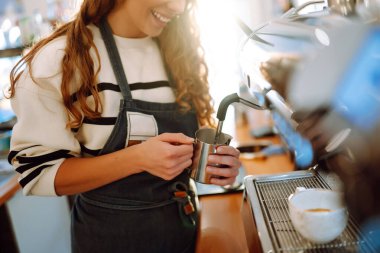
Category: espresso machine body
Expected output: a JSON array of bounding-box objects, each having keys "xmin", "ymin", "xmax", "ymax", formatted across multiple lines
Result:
[{"xmin": 238, "ymin": 1, "xmax": 380, "ymax": 252}]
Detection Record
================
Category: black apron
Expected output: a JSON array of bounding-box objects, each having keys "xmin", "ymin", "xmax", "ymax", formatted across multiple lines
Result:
[{"xmin": 71, "ymin": 19, "xmax": 199, "ymax": 253}]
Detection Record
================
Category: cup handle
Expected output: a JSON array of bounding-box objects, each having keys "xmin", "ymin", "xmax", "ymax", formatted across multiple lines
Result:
[{"xmin": 295, "ymin": 187, "xmax": 306, "ymax": 193}]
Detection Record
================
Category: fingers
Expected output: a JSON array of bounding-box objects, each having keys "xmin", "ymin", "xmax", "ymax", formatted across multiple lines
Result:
[
  {"xmin": 150, "ymin": 133, "xmax": 194, "ymax": 157},
  {"xmin": 207, "ymin": 165, "xmax": 239, "ymax": 178},
  {"xmin": 208, "ymin": 146, "xmax": 241, "ymax": 168},
  {"xmin": 205, "ymin": 146, "xmax": 242, "ymax": 186},
  {"xmin": 156, "ymin": 132, "xmax": 194, "ymax": 145},
  {"xmin": 160, "ymin": 159, "xmax": 192, "ymax": 180},
  {"xmin": 208, "ymin": 155, "xmax": 241, "ymax": 169},
  {"xmin": 153, "ymin": 148, "xmax": 193, "ymax": 180},
  {"xmin": 215, "ymin": 145, "xmax": 240, "ymax": 158},
  {"xmin": 169, "ymin": 143, "xmax": 193, "ymax": 157},
  {"xmin": 137, "ymin": 134, "xmax": 194, "ymax": 181},
  {"xmin": 173, "ymin": 152, "xmax": 193, "ymax": 169},
  {"xmin": 208, "ymin": 166, "xmax": 240, "ymax": 186}
]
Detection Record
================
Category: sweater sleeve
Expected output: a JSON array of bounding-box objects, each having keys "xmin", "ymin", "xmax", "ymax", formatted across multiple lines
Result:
[{"xmin": 8, "ymin": 38, "xmax": 81, "ymax": 196}]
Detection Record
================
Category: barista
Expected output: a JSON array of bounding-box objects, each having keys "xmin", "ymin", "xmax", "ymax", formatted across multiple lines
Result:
[{"xmin": 7, "ymin": 0, "xmax": 241, "ymax": 252}]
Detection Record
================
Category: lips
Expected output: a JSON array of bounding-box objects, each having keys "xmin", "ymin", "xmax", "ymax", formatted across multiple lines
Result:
[{"xmin": 151, "ymin": 9, "xmax": 172, "ymax": 23}]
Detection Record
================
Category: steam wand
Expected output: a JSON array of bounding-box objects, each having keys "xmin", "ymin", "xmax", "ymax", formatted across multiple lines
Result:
[{"xmin": 213, "ymin": 93, "xmax": 265, "ymax": 144}]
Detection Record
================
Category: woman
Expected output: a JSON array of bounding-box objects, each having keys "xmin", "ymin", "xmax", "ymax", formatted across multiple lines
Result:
[{"xmin": 8, "ymin": 0, "xmax": 241, "ymax": 252}]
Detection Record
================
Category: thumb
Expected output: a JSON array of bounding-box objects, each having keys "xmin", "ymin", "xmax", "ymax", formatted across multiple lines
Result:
[{"xmin": 157, "ymin": 133, "xmax": 194, "ymax": 145}]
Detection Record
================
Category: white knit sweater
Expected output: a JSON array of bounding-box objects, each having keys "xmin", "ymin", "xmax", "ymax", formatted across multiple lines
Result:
[{"xmin": 9, "ymin": 24, "xmax": 175, "ymax": 196}]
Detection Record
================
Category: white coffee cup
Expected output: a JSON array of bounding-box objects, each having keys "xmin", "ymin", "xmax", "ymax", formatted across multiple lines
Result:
[{"xmin": 288, "ymin": 187, "xmax": 348, "ymax": 244}]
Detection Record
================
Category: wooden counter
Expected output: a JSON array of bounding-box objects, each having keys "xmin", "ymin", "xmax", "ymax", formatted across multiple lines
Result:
[
  {"xmin": 196, "ymin": 111, "xmax": 295, "ymax": 253},
  {"xmin": 0, "ymin": 174, "xmax": 19, "ymax": 206}
]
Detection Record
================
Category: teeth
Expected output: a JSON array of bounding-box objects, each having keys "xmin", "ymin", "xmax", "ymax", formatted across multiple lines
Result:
[{"xmin": 152, "ymin": 9, "xmax": 171, "ymax": 23}]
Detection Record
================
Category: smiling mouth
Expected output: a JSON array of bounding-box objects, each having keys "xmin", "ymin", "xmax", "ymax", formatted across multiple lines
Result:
[{"xmin": 151, "ymin": 9, "xmax": 172, "ymax": 23}]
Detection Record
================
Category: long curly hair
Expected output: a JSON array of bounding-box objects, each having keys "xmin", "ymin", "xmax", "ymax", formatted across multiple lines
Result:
[{"xmin": 9, "ymin": 0, "xmax": 214, "ymax": 128}]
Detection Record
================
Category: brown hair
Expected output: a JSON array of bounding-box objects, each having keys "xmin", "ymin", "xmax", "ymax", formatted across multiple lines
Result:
[{"xmin": 9, "ymin": 0, "xmax": 214, "ymax": 128}]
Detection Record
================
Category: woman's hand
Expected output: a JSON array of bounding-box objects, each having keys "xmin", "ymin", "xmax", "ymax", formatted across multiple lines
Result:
[
  {"xmin": 206, "ymin": 146, "xmax": 241, "ymax": 186},
  {"xmin": 134, "ymin": 133, "xmax": 194, "ymax": 181}
]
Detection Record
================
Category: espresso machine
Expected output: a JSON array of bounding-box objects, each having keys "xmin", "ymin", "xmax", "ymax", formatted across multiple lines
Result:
[{"xmin": 226, "ymin": 0, "xmax": 380, "ymax": 252}]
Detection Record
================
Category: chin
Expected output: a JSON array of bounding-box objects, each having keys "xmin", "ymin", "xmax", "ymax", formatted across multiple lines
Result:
[{"xmin": 148, "ymin": 28, "xmax": 164, "ymax": 37}]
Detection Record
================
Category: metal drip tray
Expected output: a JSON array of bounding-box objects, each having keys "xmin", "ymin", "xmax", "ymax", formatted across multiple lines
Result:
[{"xmin": 243, "ymin": 170, "xmax": 376, "ymax": 253}]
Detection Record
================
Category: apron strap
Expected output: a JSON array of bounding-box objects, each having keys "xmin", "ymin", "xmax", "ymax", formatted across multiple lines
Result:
[
  {"xmin": 99, "ymin": 18, "xmax": 133, "ymax": 102},
  {"xmin": 97, "ymin": 100, "xmax": 128, "ymax": 155},
  {"xmin": 97, "ymin": 18, "xmax": 133, "ymax": 155}
]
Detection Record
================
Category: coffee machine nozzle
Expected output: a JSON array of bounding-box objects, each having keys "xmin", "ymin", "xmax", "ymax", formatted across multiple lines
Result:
[{"xmin": 213, "ymin": 92, "xmax": 266, "ymax": 145}]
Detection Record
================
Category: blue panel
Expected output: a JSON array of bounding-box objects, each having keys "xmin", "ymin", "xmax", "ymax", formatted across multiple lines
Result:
[
  {"xmin": 333, "ymin": 27, "xmax": 380, "ymax": 131},
  {"xmin": 272, "ymin": 110, "xmax": 314, "ymax": 168}
]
